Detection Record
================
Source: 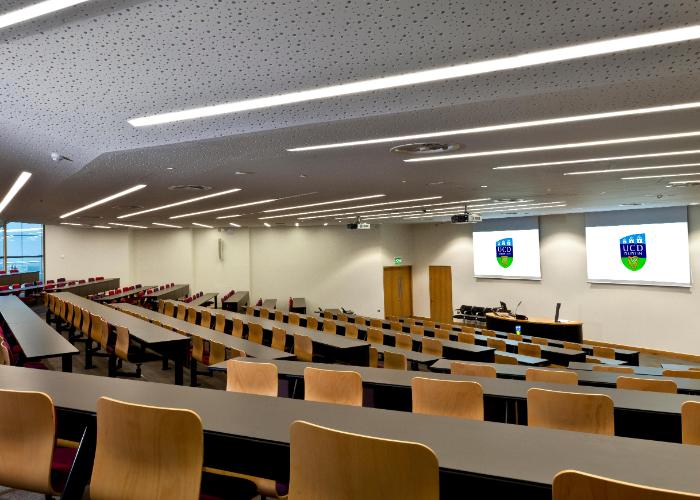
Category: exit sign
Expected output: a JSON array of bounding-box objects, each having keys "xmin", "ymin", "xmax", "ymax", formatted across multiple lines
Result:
[{"xmin": 394, "ymin": 256, "xmax": 403, "ymax": 265}]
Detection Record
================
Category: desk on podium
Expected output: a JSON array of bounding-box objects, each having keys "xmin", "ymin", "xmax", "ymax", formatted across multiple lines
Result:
[{"xmin": 485, "ymin": 312, "xmax": 583, "ymax": 343}]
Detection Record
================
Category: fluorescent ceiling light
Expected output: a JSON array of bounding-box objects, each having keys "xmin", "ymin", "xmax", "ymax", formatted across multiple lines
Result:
[
  {"xmin": 564, "ymin": 162, "xmax": 700, "ymax": 176},
  {"xmin": 192, "ymin": 222, "xmax": 213, "ymax": 229},
  {"xmin": 403, "ymin": 203, "xmax": 567, "ymax": 219},
  {"xmin": 289, "ymin": 101, "xmax": 700, "ymax": 152},
  {"xmin": 323, "ymin": 223, "xmax": 329, "ymax": 226},
  {"xmin": 296, "ymin": 199, "xmax": 492, "ymax": 220},
  {"xmin": 229, "ymin": 222, "xmax": 241, "ymax": 228},
  {"xmin": 60, "ymin": 222, "xmax": 82, "ymax": 226},
  {"xmin": 0, "ymin": 172, "xmax": 32, "ymax": 215},
  {"xmin": 117, "ymin": 188, "xmax": 241, "ymax": 219},
  {"xmin": 93, "ymin": 225, "xmax": 111, "ymax": 229},
  {"xmin": 152, "ymin": 222, "xmax": 182, "ymax": 228},
  {"xmin": 263, "ymin": 195, "xmax": 386, "ymax": 213},
  {"xmin": 217, "ymin": 214, "xmax": 243, "ymax": 220},
  {"xmin": 170, "ymin": 199, "xmax": 278, "ymax": 219},
  {"xmin": 294, "ymin": 222, "xmax": 300, "ymax": 227},
  {"xmin": 108, "ymin": 222, "xmax": 147, "ymax": 229},
  {"xmin": 259, "ymin": 197, "xmax": 443, "ymax": 220},
  {"xmin": 128, "ymin": 25, "xmax": 700, "ymax": 127},
  {"xmin": 263, "ymin": 223, "xmax": 271, "ymax": 228},
  {"xmin": 668, "ymin": 180, "xmax": 700, "ymax": 184},
  {"xmin": 61, "ymin": 184, "xmax": 146, "ymax": 219},
  {"xmin": 622, "ymin": 172, "xmax": 700, "ymax": 180},
  {"xmin": 405, "ymin": 131, "xmax": 700, "ymax": 163},
  {"xmin": 495, "ymin": 149, "xmax": 700, "ymax": 170},
  {"xmin": 0, "ymin": 0, "xmax": 91, "ymax": 30}
]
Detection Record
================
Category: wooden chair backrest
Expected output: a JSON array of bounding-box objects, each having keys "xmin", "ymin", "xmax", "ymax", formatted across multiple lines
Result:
[
  {"xmin": 458, "ymin": 332, "xmax": 475, "ymax": 344},
  {"xmin": 208, "ymin": 340, "xmax": 234, "ymax": 365},
  {"xmin": 114, "ymin": 325, "xmax": 131, "ymax": 361},
  {"xmin": 157, "ymin": 300, "xmax": 165, "ymax": 314},
  {"xmin": 410, "ymin": 324, "xmax": 424, "ymax": 336},
  {"xmin": 531, "ymin": 337, "xmax": 549, "ymax": 346},
  {"xmin": 337, "ymin": 314, "xmax": 348, "ymax": 322},
  {"xmin": 563, "ymin": 341, "xmax": 582, "ymax": 351},
  {"xmin": 232, "ymin": 318, "xmax": 244, "ymax": 338},
  {"xmin": 487, "ymin": 338, "xmax": 506, "ymax": 351},
  {"xmin": 186, "ymin": 308, "xmax": 197, "ymax": 324},
  {"xmin": 191, "ymin": 336, "xmax": 207, "ymax": 365},
  {"xmin": 434, "ymin": 329, "xmax": 450, "ymax": 340},
  {"xmin": 260, "ymin": 308, "xmax": 270, "ymax": 319},
  {"xmin": 322, "ymin": 311, "xmax": 332, "ymax": 319},
  {"xmin": 423, "ymin": 320, "xmax": 435, "ymax": 329},
  {"xmin": 682, "ymin": 401, "xmax": 700, "ymax": 446},
  {"xmin": 592, "ymin": 365, "xmax": 634, "ymax": 374},
  {"xmin": 91, "ymin": 397, "xmax": 203, "ymax": 500},
  {"xmin": 323, "ymin": 320, "xmax": 336, "ymax": 334},
  {"xmin": 80, "ymin": 308, "xmax": 91, "ymax": 336},
  {"xmin": 0, "ymin": 389, "xmax": 56, "ymax": 495},
  {"xmin": 288, "ymin": 314, "xmax": 301, "ymax": 326},
  {"xmin": 271, "ymin": 327, "xmax": 286, "ymax": 351},
  {"xmin": 72, "ymin": 305, "xmax": 82, "ymax": 329},
  {"xmin": 592, "ymin": 346, "xmax": 615, "ymax": 359},
  {"xmin": 369, "ymin": 346, "xmax": 378, "ymax": 368},
  {"xmin": 303, "ymin": 367, "xmax": 363, "ymax": 406},
  {"xmin": 274, "ymin": 310, "xmax": 284, "ymax": 322},
  {"xmin": 367, "ymin": 328, "xmax": 384, "ymax": 345},
  {"xmin": 481, "ymin": 329, "xmax": 496, "ymax": 337},
  {"xmin": 369, "ymin": 318, "xmax": 383, "ymax": 328},
  {"xmin": 461, "ymin": 326, "xmax": 475, "ymax": 334},
  {"xmin": 226, "ymin": 359, "xmax": 278, "ymax": 397},
  {"xmin": 164, "ymin": 301, "xmax": 175, "ymax": 317},
  {"xmin": 288, "ymin": 421, "xmax": 439, "ymax": 500},
  {"xmin": 389, "ymin": 321, "xmax": 403, "ymax": 332},
  {"xmin": 214, "ymin": 313, "xmax": 226, "ymax": 333},
  {"xmin": 617, "ymin": 376, "xmax": 677, "ymax": 394},
  {"xmin": 65, "ymin": 302, "xmax": 74, "ymax": 322},
  {"xmin": 176, "ymin": 304, "xmax": 187, "ymax": 321},
  {"xmin": 507, "ymin": 333, "xmax": 520, "ymax": 341},
  {"xmin": 245, "ymin": 306, "xmax": 254, "ymax": 316},
  {"xmin": 518, "ymin": 342, "xmax": 541, "ymax": 357},
  {"xmin": 247, "ymin": 323, "xmax": 263, "ymax": 344},
  {"xmin": 383, "ymin": 351, "xmax": 407, "ymax": 370},
  {"xmin": 344, "ymin": 324, "xmax": 359, "ymax": 339},
  {"xmin": 353, "ymin": 316, "xmax": 367, "ymax": 326},
  {"xmin": 89, "ymin": 313, "xmax": 105, "ymax": 345},
  {"xmin": 526, "ymin": 368, "xmax": 578, "ymax": 385},
  {"xmin": 294, "ymin": 334, "xmax": 313, "ymax": 362},
  {"xmin": 306, "ymin": 317, "xmax": 319, "ymax": 330},
  {"xmin": 0, "ymin": 341, "xmax": 10, "ymax": 366},
  {"xmin": 527, "ymin": 388, "xmax": 614, "ymax": 435},
  {"xmin": 495, "ymin": 353, "xmax": 519, "ymax": 365},
  {"xmin": 199, "ymin": 310, "xmax": 212, "ymax": 329},
  {"xmin": 451, "ymin": 361, "xmax": 496, "ymax": 378},
  {"xmin": 663, "ymin": 369, "xmax": 700, "ymax": 380},
  {"xmin": 422, "ymin": 337, "xmax": 442, "ymax": 356},
  {"xmin": 395, "ymin": 332, "xmax": 413, "ymax": 351},
  {"xmin": 412, "ymin": 377, "xmax": 483, "ymax": 421},
  {"xmin": 552, "ymin": 470, "xmax": 700, "ymax": 500}
]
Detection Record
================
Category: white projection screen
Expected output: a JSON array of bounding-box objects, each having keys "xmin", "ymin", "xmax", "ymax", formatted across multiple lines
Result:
[
  {"xmin": 585, "ymin": 207, "xmax": 691, "ymax": 287},
  {"xmin": 473, "ymin": 217, "xmax": 542, "ymax": 280}
]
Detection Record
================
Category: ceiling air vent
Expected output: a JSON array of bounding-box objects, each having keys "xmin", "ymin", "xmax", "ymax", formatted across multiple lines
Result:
[
  {"xmin": 168, "ymin": 185, "xmax": 213, "ymax": 191},
  {"xmin": 390, "ymin": 143, "xmax": 460, "ymax": 155}
]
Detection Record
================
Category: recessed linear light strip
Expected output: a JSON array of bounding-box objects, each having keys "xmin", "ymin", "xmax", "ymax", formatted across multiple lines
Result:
[
  {"xmin": 668, "ymin": 179, "xmax": 700, "ymax": 184},
  {"xmin": 60, "ymin": 222, "xmax": 82, "ymax": 226},
  {"xmin": 343, "ymin": 202, "xmax": 566, "ymax": 221},
  {"xmin": 192, "ymin": 223, "xmax": 213, "ymax": 229},
  {"xmin": 622, "ymin": 172, "xmax": 700, "ymax": 180},
  {"xmin": 296, "ymin": 199, "xmax": 494, "ymax": 220},
  {"xmin": 0, "ymin": 172, "xmax": 32, "ymax": 215},
  {"xmin": 0, "ymin": 0, "xmax": 91, "ymax": 30},
  {"xmin": 289, "ymin": 102, "xmax": 700, "ymax": 152},
  {"xmin": 152, "ymin": 222, "xmax": 182, "ymax": 229},
  {"xmin": 61, "ymin": 184, "xmax": 146, "ymax": 219},
  {"xmin": 108, "ymin": 222, "xmax": 147, "ymax": 229},
  {"xmin": 402, "ymin": 204, "xmax": 568, "ymax": 219},
  {"xmin": 262, "ymin": 194, "xmax": 386, "ymax": 213},
  {"xmin": 564, "ymin": 162, "xmax": 700, "ymax": 176},
  {"xmin": 405, "ymin": 130, "xmax": 700, "ymax": 163},
  {"xmin": 169, "ymin": 199, "xmax": 278, "ymax": 219},
  {"xmin": 129, "ymin": 25, "xmax": 700, "ymax": 127},
  {"xmin": 118, "ymin": 188, "xmax": 242, "ymax": 219},
  {"xmin": 258, "ymin": 196, "xmax": 443, "ymax": 220},
  {"xmin": 495, "ymin": 149, "xmax": 700, "ymax": 170},
  {"xmin": 229, "ymin": 223, "xmax": 241, "ymax": 228}
]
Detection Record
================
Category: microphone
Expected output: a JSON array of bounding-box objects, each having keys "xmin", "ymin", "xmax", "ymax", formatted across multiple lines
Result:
[{"xmin": 514, "ymin": 300, "xmax": 522, "ymax": 316}]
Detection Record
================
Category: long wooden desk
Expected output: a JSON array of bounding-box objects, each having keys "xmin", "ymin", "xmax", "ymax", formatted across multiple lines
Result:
[
  {"xmin": 485, "ymin": 312, "xmax": 583, "ymax": 343},
  {"xmin": 223, "ymin": 290, "xmax": 249, "ymax": 312},
  {"xmin": 94, "ymin": 285, "xmax": 152, "ymax": 302},
  {"xmin": 289, "ymin": 297, "xmax": 306, "ymax": 314},
  {"xmin": 0, "ymin": 283, "xmax": 43, "ymax": 296},
  {"xmin": 471, "ymin": 333, "xmax": 585, "ymax": 366},
  {"xmin": 187, "ymin": 293, "xmax": 218, "ymax": 308},
  {"xmin": 261, "ymin": 298, "xmax": 277, "ymax": 309},
  {"xmin": 568, "ymin": 362, "xmax": 662, "ymax": 375},
  {"xmin": 147, "ymin": 284, "xmax": 190, "ymax": 301},
  {"xmin": 3, "ymin": 365, "xmax": 700, "ymax": 500},
  {"xmin": 0, "ymin": 271, "xmax": 39, "ymax": 287},
  {"xmin": 0, "ymin": 296, "xmax": 78, "ymax": 371},
  {"xmin": 53, "ymin": 293, "xmax": 189, "ymax": 385},
  {"xmin": 56, "ymin": 278, "xmax": 120, "ymax": 297}
]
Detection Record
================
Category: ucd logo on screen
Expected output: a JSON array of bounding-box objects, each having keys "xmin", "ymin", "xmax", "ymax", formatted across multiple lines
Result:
[
  {"xmin": 496, "ymin": 238, "xmax": 513, "ymax": 269},
  {"xmin": 620, "ymin": 233, "xmax": 647, "ymax": 272}
]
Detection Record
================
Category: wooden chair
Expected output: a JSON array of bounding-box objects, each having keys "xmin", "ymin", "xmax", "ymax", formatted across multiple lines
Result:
[
  {"xmin": 288, "ymin": 314, "xmax": 300, "ymax": 326},
  {"xmin": 186, "ymin": 307, "xmax": 198, "ymax": 324},
  {"xmin": 527, "ymin": 388, "xmax": 614, "ymax": 435},
  {"xmin": 617, "ymin": 376, "xmax": 677, "ymax": 394},
  {"xmin": 412, "ymin": 377, "xmax": 483, "ymax": 421},
  {"xmin": 260, "ymin": 308, "xmax": 270, "ymax": 319},
  {"xmin": 389, "ymin": 321, "xmax": 403, "ymax": 331},
  {"xmin": 337, "ymin": 313, "xmax": 348, "ymax": 322},
  {"xmin": 226, "ymin": 359, "xmax": 278, "ymax": 397},
  {"xmin": 157, "ymin": 300, "xmax": 165, "ymax": 314},
  {"xmin": 369, "ymin": 346, "xmax": 378, "ymax": 368},
  {"xmin": 271, "ymin": 327, "xmax": 286, "ymax": 351},
  {"xmin": 423, "ymin": 320, "xmax": 435, "ymax": 329},
  {"xmin": 369, "ymin": 318, "xmax": 383, "ymax": 328},
  {"xmin": 306, "ymin": 317, "xmax": 319, "ymax": 330},
  {"xmin": 274, "ymin": 310, "xmax": 284, "ymax": 322},
  {"xmin": 213, "ymin": 313, "xmax": 227, "ymax": 333},
  {"xmin": 663, "ymin": 369, "xmax": 700, "ymax": 379},
  {"xmin": 323, "ymin": 320, "xmax": 336, "ymax": 334},
  {"xmin": 111, "ymin": 325, "xmax": 151, "ymax": 378},
  {"xmin": 322, "ymin": 311, "xmax": 332, "ymax": 319},
  {"xmin": 563, "ymin": 341, "xmax": 582, "ymax": 351},
  {"xmin": 344, "ymin": 324, "xmax": 359, "ymax": 339},
  {"xmin": 247, "ymin": 323, "xmax": 263, "ymax": 344},
  {"xmin": 288, "ymin": 421, "xmax": 439, "ymax": 500},
  {"xmin": 552, "ymin": 470, "xmax": 700, "ymax": 500},
  {"xmin": 507, "ymin": 332, "xmax": 521, "ymax": 341},
  {"xmin": 585, "ymin": 356, "xmax": 602, "ymax": 364},
  {"xmin": 367, "ymin": 328, "xmax": 384, "ymax": 345},
  {"xmin": 422, "ymin": 337, "xmax": 442, "ymax": 356},
  {"xmin": 395, "ymin": 332, "xmax": 413, "ymax": 351},
  {"xmin": 461, "ymin": 326, "xmax": 475, "ymax": 334},
  {"xmin": 434, "ymin": 329, "xmax": 450, "ymax": 340},
  {"xmin": 199, "ymin": 309, "xmax": 212, "ymax": 329},
  {"xmin": 518, "ymin": 342, "xmax": 541, "ymax": 357},
  {"xmin": 481, "ymin": 329, "xmax": 496, "ymax": 337},
  {"xmin": 531, "ymin": 337, "xmax": 549, "ymax": 346},
  {"xmin": 91, "ymin": 397, "xmax": 204, "ymax": 500},
  {"xmin": 303, "ymin": 367, "xmax": 363, "ymax": 406},
  {"xmin": 410, "ymin": 324, "xmax": 424, "ymax": 336},
  {"xmin": 232, "ymin": 318, "xmax": 244, "ymax": 338},
  {"xmin": 495, "ymin": 353, "xmax": 518, "ymax": 365},
  {"xmin": 682, "ymin": 401, "xmax": 700, "ymax": 445},
  {"xmin": 592, "ymin": 346, "xmax": 615, "ymax": 359},
  {"xmin": 383, "ymin": 351, "xmax": 407, "ymax": 370},
  {"xmin": 451, "ymin": 361, "xmax": 496, "ymax": 378},
  {"xmin": 592, "ymin": 365, "xmax": 634, "ymax": 374},
  {"xmin": 458, "ymin": 332, "xmax": 475, "ymax": 344},
  {"xmin": 176, "ymin": 303, "xmax": 187, "ymax": 321},
  {"xmin": 526, "ymin": 368, "xmax": 578, "ymax": 385},
  {"xmin": 353, "ymin": 316, "xmax": 367, "ymax": 326},
  {"xmin": 0, "ymin": 341, "xmax": 10, "ymax": 365},
  {"xmin": 293, "ymin": 334, "xmax": 313, "ymax": 362},
  {"xmin": 487, "ymin": 338, "xmax": 506, "ymax": 351},
  {"xmin": 245, "ymin": 306, "xmax": 255, "ymax": 316},
  {"xmin": 164, "ymin": 301, "xmax": 175, "ymax": 317}
]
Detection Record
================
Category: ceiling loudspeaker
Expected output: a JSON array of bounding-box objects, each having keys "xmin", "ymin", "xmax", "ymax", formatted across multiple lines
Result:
[{"xmin": 218, "ymin": 238, "xmax": 224, "ymax": 261}]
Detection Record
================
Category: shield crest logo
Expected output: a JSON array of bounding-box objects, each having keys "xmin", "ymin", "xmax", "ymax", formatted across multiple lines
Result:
[
  {"xmin": 496, "ymin": 238, "xmax": 513, "ymax": 269},
  {"xmin": 620, "ymin": 233, "xmax": 647, "ymax": 272}
]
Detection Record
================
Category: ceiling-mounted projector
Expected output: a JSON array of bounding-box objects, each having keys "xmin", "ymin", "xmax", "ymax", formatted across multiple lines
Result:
[{"xmin": 451, "ymin": 212, "xmax": 482, "ymax": 224}]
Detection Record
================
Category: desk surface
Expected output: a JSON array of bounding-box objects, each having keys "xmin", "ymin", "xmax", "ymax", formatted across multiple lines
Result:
[
  {"xmin": 473, "ymin": 333, "xmax": 585, "ymax": 362},
  {"xmin": 224, "ymin": 291, "xmax": 249, "ymax": 303},
  {"xmin": 95, "ymin": 285, "xmax": 152, "ymax": 301},
  {"xmin": 188, "ymin": 293, "xmax": 218, "ymax": 307},
  {"xmin": 3, "ymin": 364, "xmax": 699, "ymax": 494},
  {"xmin": 113, "ymin": 303, "xmax": 293, "ymax": 361},
  {"xmin": 486, "ymin": 312, "xmax": 583, "ymax": 326},
  {"xmin": 148, "ymin": 284, "xmax": 189, "ymax": 298},
  {"xmin": 0, "ymin": 296, "xmax": 78, "ymax": 360},
  {"xmin": 261, "ymin": 299, "xmax": 277, "ymax": 309}
]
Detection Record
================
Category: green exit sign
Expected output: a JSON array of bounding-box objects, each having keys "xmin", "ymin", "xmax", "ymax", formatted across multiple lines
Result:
[{"xmin": 394, "ymin": 256, "xmax": 403, "ymax": 265}]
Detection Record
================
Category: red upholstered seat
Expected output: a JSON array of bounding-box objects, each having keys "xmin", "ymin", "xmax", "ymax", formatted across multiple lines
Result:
[{"xmin": 50, "ymin": 446, "xmax": 78, "ymax": 493}]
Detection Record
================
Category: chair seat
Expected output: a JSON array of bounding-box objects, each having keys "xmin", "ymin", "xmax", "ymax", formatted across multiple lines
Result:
[
  {"xmin": 51, "ymin": 446, "xmax": 78, "ymax": 492},
  {"xmin": 200, "ymin": 471, "xmax": 258, "ymax": 500}
]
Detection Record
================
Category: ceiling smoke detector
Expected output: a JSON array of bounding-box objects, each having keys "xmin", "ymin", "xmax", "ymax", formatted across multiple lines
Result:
[
  {"xmin": 168, "ymin": 185, "xmax": 213, "ymax": 191},
  {"xmin": 390, "ymin": 143, "xmax": 461, "ymax": 155}
]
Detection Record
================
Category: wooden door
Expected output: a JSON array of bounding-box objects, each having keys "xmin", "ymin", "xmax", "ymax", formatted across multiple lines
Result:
[
  {"xmin": 383, "ymin": 266, "xmax": 413, "ymax": 319},
  {"xmin": 429, "ymin": 266, "xmax": 453, "ymax": 323}
]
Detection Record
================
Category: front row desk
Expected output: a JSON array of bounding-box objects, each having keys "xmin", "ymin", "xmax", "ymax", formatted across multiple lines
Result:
[
  {"xmin": 485, "ymin": 312, "xmax": 584, "ymax": 343},
  {"xmin": 4, "ymin": 363, "xmax": 700, "ymax": 500}
]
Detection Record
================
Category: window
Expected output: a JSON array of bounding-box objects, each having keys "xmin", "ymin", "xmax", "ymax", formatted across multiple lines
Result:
[{"xmin": 2, "ymin": 222, "xmax": 44, "ymax": 280}]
